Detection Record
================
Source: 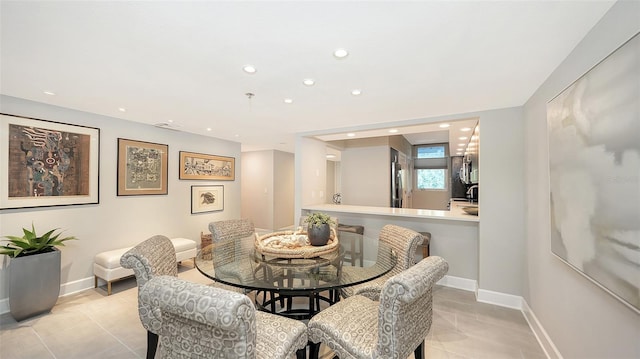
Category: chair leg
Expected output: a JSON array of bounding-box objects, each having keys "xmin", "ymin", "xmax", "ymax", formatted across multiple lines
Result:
[
  {"xmin": 296, "ymin": 347, "xmax": 307, "ymax": 359},
  {"xmin": 309, "ymin": 342, "xmax": 321, "ymax": 359},
  {"xmin": 147, "ymin": 331, "xmax": 159, "ymax": 359},
  {"xmin": 414, "ymin": 341, "xmax": 424, "ymax": 359}
]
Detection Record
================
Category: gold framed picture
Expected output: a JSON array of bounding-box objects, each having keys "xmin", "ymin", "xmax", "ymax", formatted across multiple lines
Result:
[
  {"xmin": 191, "ymin": 185, "xmax": 224, "ymax": 214},
  {"xmin": 179, "ymin": 151, "xmax": 235, "ymax": 181},
  {"xmin": 117, "ymin": 138, "xmax": 168, "ymax": 196}
]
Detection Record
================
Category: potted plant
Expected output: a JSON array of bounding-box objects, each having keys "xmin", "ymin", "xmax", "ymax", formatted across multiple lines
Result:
[
  {"xmin": 0, "ymin": 224, "xmax": 77, "ymax": 321},
  {"xmin": 304, "ymin": 212, "xmax": 335, "ymax": 246}
]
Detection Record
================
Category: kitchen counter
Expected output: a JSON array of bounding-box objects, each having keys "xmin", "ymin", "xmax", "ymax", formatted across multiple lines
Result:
[
  {"xmin": 301, "ymin": 203, "xmax": 479, "ymax": 283},
  {"xmin": 302, "ymin": 203, "xmax": 479, "ymax": 223}
]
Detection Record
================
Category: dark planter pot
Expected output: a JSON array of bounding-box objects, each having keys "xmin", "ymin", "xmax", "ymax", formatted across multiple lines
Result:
[
  {"xmin": 9, "ymin": 248, "xmax": 61, "ymax": 321},
  {"xmin": 307, "ymin": 224, "xmax": 330, "ymax": 246}
]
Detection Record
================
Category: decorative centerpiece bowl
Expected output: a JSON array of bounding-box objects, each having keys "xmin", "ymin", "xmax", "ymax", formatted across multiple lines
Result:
[{"xmin": 255, "ymin": 230, "xmax": 338, "ymax": 259}]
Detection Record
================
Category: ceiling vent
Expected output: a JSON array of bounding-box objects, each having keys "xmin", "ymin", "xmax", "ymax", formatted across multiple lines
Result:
[{"xmin": 153, "ymin": 122, "xmax": 182, "ymax": 131}]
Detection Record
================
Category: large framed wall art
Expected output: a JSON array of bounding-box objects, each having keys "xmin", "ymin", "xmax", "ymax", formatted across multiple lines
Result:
[
  {"xmin": 547, "ymin": 32, "xmax": 639, "ymax": 313},
  {"xmin": 0, "ymin": 114, "xmax": 100, "ymax": 209},
  {"xmin": 179, "ymin": 151, "xmax": 235, "ymax": 181},
  {"xmin": 191, "ymin": 185, "xmax": 224, "ymax": 214},
  {"xmin": 117, "ymin": 138, "xmax": 168, "ymax": 196}
]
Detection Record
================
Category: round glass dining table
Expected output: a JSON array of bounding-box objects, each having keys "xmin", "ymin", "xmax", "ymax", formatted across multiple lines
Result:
[{"xmin": 195, "ymin": 233, "xmax": 397, "ymax": 320}]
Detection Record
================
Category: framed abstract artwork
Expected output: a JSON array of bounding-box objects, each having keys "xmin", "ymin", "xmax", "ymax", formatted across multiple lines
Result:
[
  {"xmin": 191, "ymin": 185, "xmax": 223, "ymax": 214},
  {"xmin": 547, "ymin": 32, "xmax": 639, "ymax": 313},
  {"xmin": 0, "ymin": 113, "xmax": 100, "ymax": 209},
  {"xmin": 117, "ymin": 138, "xmax": 168, "ymax": 196},
  {"xmin": 179, "ymin": 151, "xmax": 235, "ymax": 181}
]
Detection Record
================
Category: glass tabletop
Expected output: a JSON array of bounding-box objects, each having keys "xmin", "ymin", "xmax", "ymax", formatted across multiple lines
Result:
[{"xmin": 195, "ymin": 233, "xmax": 397, "ymax": 294}]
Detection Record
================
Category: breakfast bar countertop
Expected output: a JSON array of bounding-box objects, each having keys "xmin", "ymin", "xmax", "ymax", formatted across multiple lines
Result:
[{"xmin": 302, "ymin": 203, "xmax": 479, "ymax": 223}]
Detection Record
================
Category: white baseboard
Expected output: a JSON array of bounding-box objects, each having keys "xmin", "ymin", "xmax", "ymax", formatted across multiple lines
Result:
[
  {"xmin": 60, "ymin": 276, "xmax": 95, "ymax": 297},
  {"xmin": 477, "ymin": 288, "xmax": 523, "ymax": 310},
  {"xmin": 437, "ymin": 275, "xmax": 478, "ymax": 292},
  {"xmin": 0, "ymin": 298, "xmax": 8, "ymax": 315},
  {"xmin": 0, "ymin": 276, "xmax": 95, "ymax": 315},
  {"xmin": 522, "ymin": 300, "xmax": 563, "ymax": 359}
]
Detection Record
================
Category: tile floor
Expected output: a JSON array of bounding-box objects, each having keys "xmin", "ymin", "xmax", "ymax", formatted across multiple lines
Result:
[{"xmin": 0, "ymin": 262, "xmax": 546, "ymax": 359}]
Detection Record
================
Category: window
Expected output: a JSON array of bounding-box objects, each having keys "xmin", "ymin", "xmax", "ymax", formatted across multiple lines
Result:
[
  {"xmin": 414, "ymin": 144, "xmax": 448, "ymax": 190},
  {"xmin": 417, "ymin": 169, "xmax": 446, "ymax": 190},
  {"xmin": 417, "ymin": 146, "xmax": 445, "ymax": 159}
]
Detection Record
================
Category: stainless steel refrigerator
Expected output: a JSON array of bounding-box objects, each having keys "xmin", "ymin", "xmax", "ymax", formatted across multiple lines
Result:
[{"xmin": 391, "ymin": 149, "xmax": 403, "ymax": 208}]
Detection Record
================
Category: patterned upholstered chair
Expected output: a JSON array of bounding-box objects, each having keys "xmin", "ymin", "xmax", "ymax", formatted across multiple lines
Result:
[
  {"xmin": 308, "ymin": 256, "xmax": 449, "ymax": 359},
  {"xmin": 120, "ymin": 235, "xmax": 177, "ymax": 359},
  {"xmin": 208, "ymin": 219, "xmax": 258, "ymax": 290},
  {"xmin": 139, "ymin": 275, "xmax": 308, "ymax": 359},
  {"xmin": 341, "ymin": 224, "xmax": 424, "ymax": 300}
]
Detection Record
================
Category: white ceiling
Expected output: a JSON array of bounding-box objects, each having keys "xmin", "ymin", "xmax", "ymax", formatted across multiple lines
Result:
[{"xmin": 0, "ymin": 1, "xmax": 615, "ymax": 153}]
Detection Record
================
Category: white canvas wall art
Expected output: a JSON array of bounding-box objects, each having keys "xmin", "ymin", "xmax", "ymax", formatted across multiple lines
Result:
[{"xmin": 547, "ymin": 32, "xmax": 640, "ymax": 314}]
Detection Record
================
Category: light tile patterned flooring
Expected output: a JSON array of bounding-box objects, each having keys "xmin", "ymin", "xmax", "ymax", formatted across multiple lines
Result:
[{"xmin": 0, "ymin": 262, "xmax": 546, "ymax": 359}]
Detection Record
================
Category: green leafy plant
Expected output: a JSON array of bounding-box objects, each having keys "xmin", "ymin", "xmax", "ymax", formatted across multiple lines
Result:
[
  {"xmin": 304, "ymin": 212, "xmax": 335, "ymax": 227},
  {"xmin": 0, "ymin": 224, "xmax": 77, "ymax": 258}
]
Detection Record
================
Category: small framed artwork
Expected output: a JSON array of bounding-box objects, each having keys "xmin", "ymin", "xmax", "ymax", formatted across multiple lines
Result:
[
  {"xmin": 191, "ymin": 185, "xmax": 224, "ymax": 214},
  {"xmin": 0, "ymin": 113, "xmax": 100, "ymax": 209},
  {"xmin": 179, "ymin": 151, "xmax": 235, "ymax": 181},
  {"xmin": 117, "ymin": 138, "xmax": 168, "ymax": 196}
]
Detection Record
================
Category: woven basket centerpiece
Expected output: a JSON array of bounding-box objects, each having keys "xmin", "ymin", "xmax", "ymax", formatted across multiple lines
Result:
[{"xmin": 255, "ymin": 229, "xmax": 339, "ymax": 259}]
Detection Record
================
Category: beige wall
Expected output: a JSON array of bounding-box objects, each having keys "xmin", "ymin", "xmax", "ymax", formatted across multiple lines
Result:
[
  {"xmin": 241, "ymin": 151, "xmax": 273, "ymax": 230},
  {"xmin": 340, "ymin": 144, "xmax": 389, "ymax": 207},
  {"xmin": 411, "ymin": 188, "xmax": 450, "ymax": 210},
  {"xmin": 294, "ymin": 136, "xmax": 328, "ymax": 225},
  {"xmin": 325, "ymin": 160, "xmax": 337, "ymax": 204},
  {"xmin": 241, "ymin": 150, "xmax": 294, "ymax": 231},
  {"xmin": 273, "ymin": 150, "xmax": 294, "ymax": 230}
]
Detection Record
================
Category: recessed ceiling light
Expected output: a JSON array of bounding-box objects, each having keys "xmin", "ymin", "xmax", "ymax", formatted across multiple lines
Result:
[
  {"xmin": 347, "ymin": 133, "xmax": 356, "ymax": 137},
  {"xmin": 461, "ymin": 127, "xmax": 472, "ymax": 132},
  {"xmin": 458, "ymin": 136, "xmax": 468, "ymax": 140},
  {"xmin": 303, "ymin": 79, "xmax": 315, "ymax": 86},
  {"xmin": 234, "ymin": 134, "xmax": 240, "ymax": 138},
  {"xmin": 351, "ymin": 89, "xmax": 362, "ymax": 96},
  {"xmin": 43, "ymin": 91, "xmax": 55, "ymax": 96},
  {"xmin": 284, "ymin": 98, "xmax": 293, "ymax": 104},
  {"xmin": 243, "ymin": 65, "xmax": 257, "ymax": 74},
  {"xmin": 206, "ymin": 128, "xmax": 212, "ymax": 132},
  {"xmin": 333, "ymin": 48, "xmax": 349, "ymax": 59},
  {"xmin": 439, "ymin": 123, "xmax": 450, "ymax": 128},
  {"xmin": 168, "ymin": 119, "xmax": 174, "ymax": 123},
  {"xmin": 118, "ymin": 107, "xmax": 126, "ymax": 112},
  {"xmin": 389, "ymin": 129, "xmax": 398, "ymax": 133}
]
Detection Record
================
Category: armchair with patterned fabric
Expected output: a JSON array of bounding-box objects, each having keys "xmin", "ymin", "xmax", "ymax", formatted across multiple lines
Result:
[
  {"xmin": 308, "ymin": 256, "xmax": 448, "ymax": 359},
  {"xmin": 340, "ymin": 224, "xmax": 423, "ymax": 300},
  {"xmin": 140, "ymin": 275, "xmax": 308, "ymax": 359},
  {"xmin": 120, "ymin": 235, "xmax": 177, "ymax": 359},
  {"xmin": 208, "ymin": 218, "xmax": 260, "ymax": 288}
]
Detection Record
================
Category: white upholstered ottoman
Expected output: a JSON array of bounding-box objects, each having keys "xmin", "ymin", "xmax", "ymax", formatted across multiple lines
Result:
[{"xmin": 93, "ymin": 237, "xmax": 197, "ymax": 295}]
